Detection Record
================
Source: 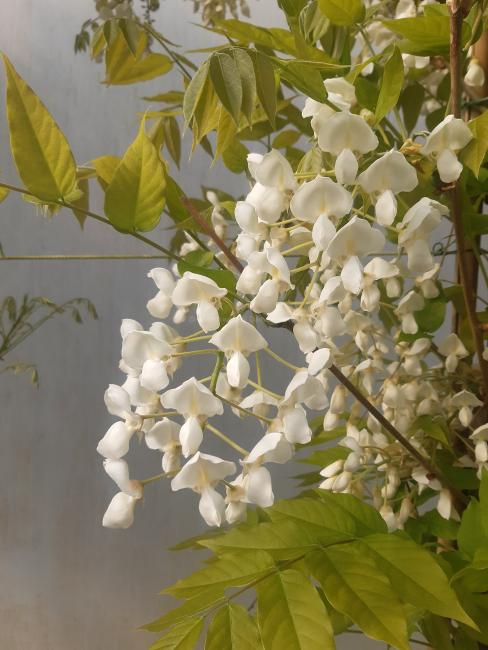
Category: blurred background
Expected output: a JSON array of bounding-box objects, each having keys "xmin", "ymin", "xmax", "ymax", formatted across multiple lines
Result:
[{"xmin": 0, "ymin": 2, "xmax": 423, "ymax": 648}]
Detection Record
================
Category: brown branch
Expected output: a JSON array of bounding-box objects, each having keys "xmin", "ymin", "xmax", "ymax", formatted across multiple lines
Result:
[
  {"xmin": 181, "ymin": 197, "xmax": 244, "ymax": 272},
  {"xmin": 449, "ymin": 3, "xmax": 488, "ymax": 405}
]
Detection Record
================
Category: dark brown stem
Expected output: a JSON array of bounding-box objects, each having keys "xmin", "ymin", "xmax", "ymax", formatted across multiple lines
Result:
[
  {"xmin": 181, "ymin": 197, "xmax": 244, "ymax": 272},
  {"xmin": 449, "ymin": 3, "xmax": 488, "ymax": 405}
]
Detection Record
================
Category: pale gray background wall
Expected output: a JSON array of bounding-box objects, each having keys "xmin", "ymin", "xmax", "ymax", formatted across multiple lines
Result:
[{"xmin": 0, "ymin": 2, "xmax": 422, "ymax": 649}]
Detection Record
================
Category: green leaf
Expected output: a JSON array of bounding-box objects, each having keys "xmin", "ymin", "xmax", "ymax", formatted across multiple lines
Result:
[
  {"xmin": 150, "ymin": 617, "xmax": 204, "ymax": 650},
  {"xmin": 400, "ymin": 83, "xmax": 425, "ymax": 133},
  {"xmin": 359, "ymin": 533, "xmax": 475, "ymax": 625},
  {"xmin": 453, "ymin": 546, "xmax": 488, "ymax": 594},
  {"xmin": 274, "ymin": 60, "xmax": 327, "ymax": 103},
  {"xmin": 201, "ymin": 519, "xmax": 318, "ymax": 559},
  {"xmin": 143, "ymin": 91, "xmax": 185, "ymax": 103},
  {"xmin": 222, "ymin": 139, "xmax": 249, "ymax": 174},
  {"xmin": 257, "ymin": 569, "xmax": 335, "ymax": 650},
  {"xmin": 2, "ymin": 55, "xmax": 78, "ymax": 202},
  {"xmin": 415, "ymin": 295, "xmax": 446, "ymax": 332},
  {"xmin": 183, "ymin": 61, "xmax": 210, "ymax": 125},
  {"xmin": 91, "ymin": 155, "xmax": 121, "ymax": 187},
  {"xmin": 205, "ymin": 604, "xmax": 261, "ymax": 650},
  {"xmin": 253, "ymin": 52, "xmax": 277, "ymax": 128},
  {"xmin": 142, "ymin": 588, "xmax": 225, "ymax": 633},
  {"xmin": 375, "ymin": 47, "xmax": 404, "ymax": 123},
  {"xmin": 165, "ymin": 551, "xmax": 275, "ymax": 599},
  {"xmin": 318, "ymin": 0, "xmax": 365, "ymax": 26},
  {"xmin": 209, "ymin": 52, "xmax": 243, "ymax": 124},
  {"xmin": 163, "ymin": 116, "xmax": 181, "ymax": 168},
  {"xmin": 408, "ymin": 415, "xmax": 450, "ymax": 448},
  {"xmin": 272, "ymin": 130, "xmax": 301, "ymax": 149},
  {"xmin": 461, "ymin": 110, "xmax": 488, "ymax": 178},
  {"xmin": 382, "ymin": 15, "xmax": 470, "ymax": 56},
  {"xmin": 105, "ymin": 32, "xmax": 172, "ymax": 85},
  {"xmin": 269, "ymin": 493, "xmax": 386, "ymax": 540},
  {"xmin": 307, "ymin": 544, "xmax": 410, "ymax": 650},
  {"xmin": 0, "ymin": 186, "xmax": 9, "ymax": 203},
  {"xmin": 230, "ymin": 48, "xmax": 256, "ymax": 125},
  {"xmin": 104, "ymin": 121, "xmax": 166, "ymax": 232},
  {"xmin": 415, "ymin": 509, "xmax": 460, "ymax": 540},
  {"xmin": 459, "ymin": 500, "xmax": 488, "ymax": 558}
]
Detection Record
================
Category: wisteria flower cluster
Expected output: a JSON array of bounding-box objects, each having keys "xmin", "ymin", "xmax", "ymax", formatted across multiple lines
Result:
[{"xmin": 97, "ymin": 75, "xmax": 485, "ymax": 532}]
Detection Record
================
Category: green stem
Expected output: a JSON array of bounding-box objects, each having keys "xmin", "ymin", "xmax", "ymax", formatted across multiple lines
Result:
[{"xmin": 205, "ymin": 422, "xmax": 248, "ymax": 456}]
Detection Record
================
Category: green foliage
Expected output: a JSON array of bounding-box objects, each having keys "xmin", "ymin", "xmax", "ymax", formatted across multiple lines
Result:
[
  {"xmin": 317, "ymin": 0, "xmax": 365, "ymax": 27},
  {"xmin": 375, "ymin": 46, "xmax": 404, "ymax": 123},
  {"xmin": 104, "ymin": 121, "xmax": 166, "ymax": 232},
  {"xmin": 257, "ymin": 569, "xmax": 335, "ymax": 649},
  {"xmin": 205, "ymin": 604, "xmax": 260, "ymax": 650},
  {"xmin": 146, "ymin": 492, "xmax": 478, "ymax": 648},
  {"xmin": 2, "ymin": 55, "xmax": 79, "ymax": 203}
]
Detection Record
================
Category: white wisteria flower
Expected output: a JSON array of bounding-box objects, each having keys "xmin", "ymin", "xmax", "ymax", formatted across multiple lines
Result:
[
  {"xmin": 210, "ymin": 315, "xmax": 267, "ymax": 388},
  {"xmin": 357, "ymin": 150, "xmax": 418, "ymax": 225},
  {"xmin": 146, "ymin": 268, "xmax": 176, "ymax": 319},
  {"xmin": 171, "ymin": 452, "xmax": 236, "ymax": 526},
  {"xmin": 326, "ymin": 216, "xmax": 386, "ymax": 294},
  {"xmin": 421, "ymin": 114, "xmax": 473, "ymax": 183},
  {"xmin": 162, "ymin": 378, "xmax": 224, "ymax": 457},
  {"xmin": 172, "ymin": 271, "xmax": 227, "ymax": 332}
]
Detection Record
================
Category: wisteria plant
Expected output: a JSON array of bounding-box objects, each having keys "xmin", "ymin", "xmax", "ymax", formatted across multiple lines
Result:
[{"xmin": 4, "ymin": 0, "xmax": 488, "ymax": 647}]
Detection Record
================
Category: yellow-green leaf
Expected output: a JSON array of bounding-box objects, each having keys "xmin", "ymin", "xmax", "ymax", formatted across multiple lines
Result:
[
  {"xmin": 183, "ymin": 61, "xmax": 210, "ymax": 125},
  {"xmin": 318, "ymin": 0, "xmax": 365, "ymax": 26},
  {"xmin": 150, "ymin": 617, "xmax": 204, "ymax": 650},
  {"xmin": 461, "ymin": 110, "xmax": 488, "ymax": 177},
  {"xmin": 104, "ymin": 123, "xmax": 166, "ymax": 232},
  {"xmin": 307, "ymin": 545, "xmax": 410, "ymax": 650},
  {"xmin": 257, "ymin": 569, "xmax": 335, "ymax": 650},
  {"xmin": 209, "ymin": 52, "xmax": 243, "ymax": 125},
  {"xmin": 0, "ymin": 186, "xmax": 9, "ymax": 204},
  {"xmin": 375, "ymin": 47, "xmax": 404, "ymax": 122},
  {"xmin": 205, "ymin": 604, "xmax": 261, "ymax": 650},
  {"xmin": 359, "ymin": 533, "xmax": 476, "ymax": 627},
  {"xmin": 2, "ymin": 55, "xmax": 78, "ymax": 202},
  {"xmin": 165, "ymin": 551, "xmax": 275, "ymax": 599},
  {"xmin": 105, "ymin": 31, "xmax": 172, "ymax": 85},
  {"xmin": 91, "ymin": 155, "xmax": 121, "ymax": 187},
  {"xmin": 252, "ymin": 52, "xmax": 277, "ymax": 128}
]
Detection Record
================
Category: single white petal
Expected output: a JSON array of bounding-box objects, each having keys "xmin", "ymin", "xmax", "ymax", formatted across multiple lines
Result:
[
  {"xmin": 147, "ymin": 292, "xmax": 173, "ymax": 319},
  {"xmin": 436, "ymin": 149, "xmax": 463, "ymax": 183},
  {"xmin": 140, "ymin": 359, "xmax": 169, "ymax": 392},
  {"xmin": 120, "ymin": 318, "xmax": 143, "ymax": 338},
  {"xmin": 357, "ymin": 150, "xmax": 418, "ymax": 195},
  {"xmin": 209, "ymin": 315, "xmax": 267, "ymax": 354},
  {"xmin": 162, "ymin": 377, "xmax": 223, "ymax": 418},
  {"xmin": 97, "ymin": 422, "xmax": 134, "ymax": 459},
  {"xmin": 104, "ymin": 384, "xmax": 131, "ymax": 418},
  {"xmin": 245, "ymin": 466, "xmax": 274, "ymax": 507},
  {"xmin": 179, "ymin": 416, "xmax": 203, "ymax": 458},
  {"xmin": 145, "ymin": 418, "xmax": 180, "ymax": 451},
  {"xmin": 316, "ymin": 111, "xmax": 378, "ymax": 155},
  {"xmin": 147, "ymin": 267, "xmax": 175, "ymax": 293},
  {"xmin": 341, "ymin": 255, "xmax": 363, "ymax": 295},
  {"xmin": 312, "ymin": 214, "xmax": 336, "ymax": 251},
  {"xmin": 102, "ymin": 492, "xmax": 138, "ymax": 529},
  {"xmin": 307, "ymin": 348, "xmax": 332, "ymax": 375},
  {"xmin": 226, "ymin": 351, "xmax": 250, "ymax": 389},
  {"xmin": 283, "ymin": 406, "xmax": 312, "ymax": 444},
  {"xmin": 199, "ymin": 487, "xmax": 226, "ymax": 526},
  {"xmin": 375, "ymin": 189, "xmax": 397, "ymax": 226},
  {"xmin": 250, "ymin": 279, "xmax": 280, "ymax": 314},
  {"xmin": 172, "ymin": 272, "xmax": 227, "ymax": 306},
  {"xmin": 196, "ymin": 300, "xmax": 220, "ymax": 332},
  {"xmin": 246, "ymin": 183, "xmax": 287, "ymax": 224},
  {"xmin": 251, "ymin": 149, "xmax": 297, "ymax": 191},
  {"xmin": 122, "ymin": 331, "xmax": 172, "ymax": 371},
  {"xmin": 245, "ymin": 432, "xmax": 293, "ymax": 465},
  {"xmin": 335, "ymin": 148, "xmax": 358, "ymax": 184}
]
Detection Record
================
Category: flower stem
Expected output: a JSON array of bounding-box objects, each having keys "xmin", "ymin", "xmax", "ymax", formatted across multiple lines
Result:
[{"xmin": 205, "ymin": 422, "xmax": 248, "ymax": 456}]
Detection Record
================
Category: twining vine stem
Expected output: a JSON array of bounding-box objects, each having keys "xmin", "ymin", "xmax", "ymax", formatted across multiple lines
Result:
[{"xmin": 449, "ymin": 1, "xmax": 488, "ymax": 405}]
